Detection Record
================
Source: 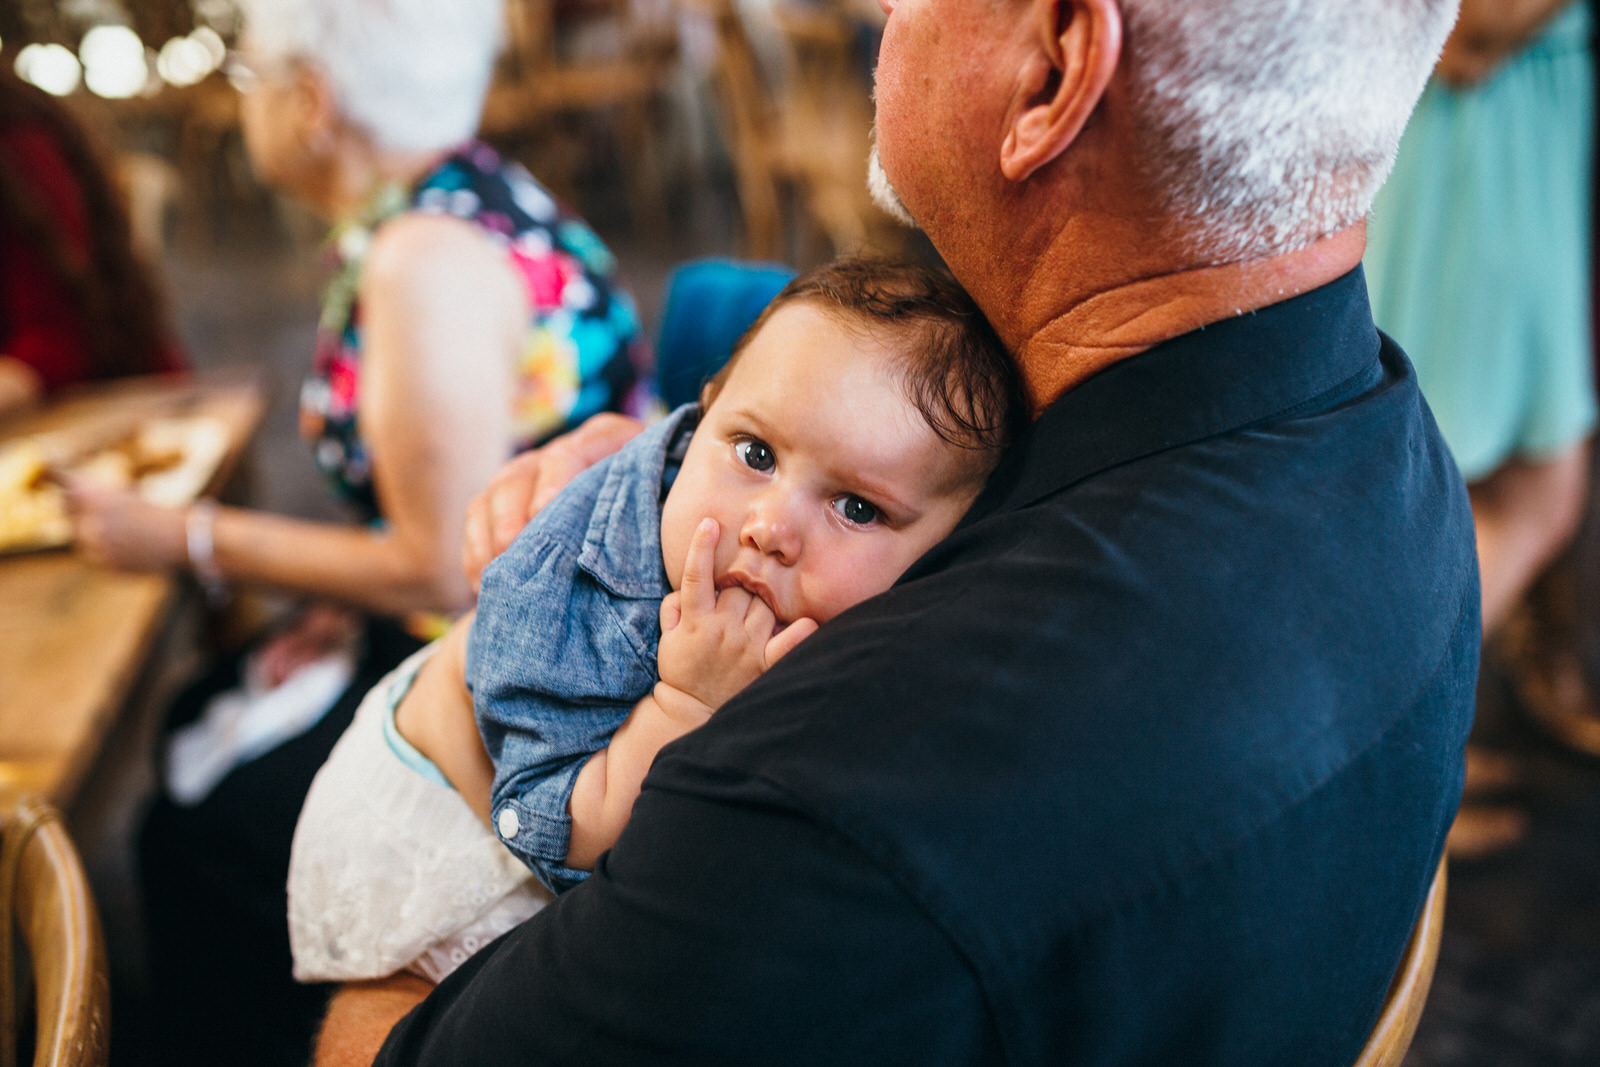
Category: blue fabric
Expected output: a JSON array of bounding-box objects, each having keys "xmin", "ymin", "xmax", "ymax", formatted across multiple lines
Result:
[
  {"xmin": 1364, "ymin": 2, "xmax": 1596, "ymax": 480},
  {"xmin": 379, "ymin": 652, "xmax": 451, "ymax": 789},
  {"xmin": 654, "ymin": 258, "xmax": 796, "ymax": 409},
  {"xmin": 379, "ymin": 267, "xmax": 1479, "ymax": 1066},
  {"xmin": 466, "ymin": 405, "xmax": 697, "ymax": 893}
]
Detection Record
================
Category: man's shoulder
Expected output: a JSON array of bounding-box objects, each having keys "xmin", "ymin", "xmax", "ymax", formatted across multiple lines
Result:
[
  {"xmin": 672, "ymin": 326, "xmax": 1477, "ymax": 817},
  {"xmin": 647, "ymin": 362, "xmax": 1476, "ymax": 1060}
]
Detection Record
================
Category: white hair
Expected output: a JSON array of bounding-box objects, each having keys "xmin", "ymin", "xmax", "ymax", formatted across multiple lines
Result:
[
  {"xmin": 868, "ymin": 129, "xmax": 915, "ymax": 227},
  {"xmin": 1120, "ymin": 0, "xmax": 1459, "ymax": 261},
  {"xmin": 236, "ymin": 0, "xmax": 503, "ymax": 153}
]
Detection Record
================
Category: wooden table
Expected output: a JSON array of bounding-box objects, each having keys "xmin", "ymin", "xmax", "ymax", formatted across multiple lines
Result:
[{"xmin": 0, "ymin": 370, "xmax": 266, "ymax": 809}]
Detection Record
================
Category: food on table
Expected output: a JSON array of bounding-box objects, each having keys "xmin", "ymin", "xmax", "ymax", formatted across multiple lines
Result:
[
  {"xmin": 0, "ymin": 415, "xmax": 228, "ymax": 553},
  {"xmin": 0, "ymin": 439, "xmax": 71, "ymax": 551}
]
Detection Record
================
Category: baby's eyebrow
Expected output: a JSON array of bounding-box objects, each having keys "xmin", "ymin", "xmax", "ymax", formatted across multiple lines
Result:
[
  {"xmin": 717, "ymin": 404, "xmax": 770, "ymax": 435},
  {"xmin": 842, "ymin": 476, "xmax": 919, "ymax": 521}
]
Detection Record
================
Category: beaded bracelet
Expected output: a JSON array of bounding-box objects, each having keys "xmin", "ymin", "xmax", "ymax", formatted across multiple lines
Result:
[{"xmin": 185, "ymin": 498, "xmax": 229, "ymax": 606}]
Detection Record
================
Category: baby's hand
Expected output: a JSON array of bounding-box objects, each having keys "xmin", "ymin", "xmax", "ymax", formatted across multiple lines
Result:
[{"xmin": 657, "ymin": 519, "xmax": 817, "ymax": 713}]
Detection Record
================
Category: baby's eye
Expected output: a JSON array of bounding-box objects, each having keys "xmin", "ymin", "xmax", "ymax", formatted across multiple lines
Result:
[
  {"xmin": 736, "ymin": 439, "xmax": 775, "ymax": 472},
  {"xmin": 833, "ymin": 495, "xmax": 879, "ymax": 526}
]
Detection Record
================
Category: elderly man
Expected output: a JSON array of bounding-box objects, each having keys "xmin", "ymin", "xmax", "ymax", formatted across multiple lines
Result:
[{"xmin": 321, "ymin": 0, "xmax": 1475, "ymax": 1062}]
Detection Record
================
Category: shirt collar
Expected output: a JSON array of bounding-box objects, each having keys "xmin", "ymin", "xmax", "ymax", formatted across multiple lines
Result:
[
  {"xmin": 575, "ymin": 404, "xmax": 698, "ymax": 600},
  {"xmin": 968, "ymin": 266, "xmax": 1381, "ymax": 521}
]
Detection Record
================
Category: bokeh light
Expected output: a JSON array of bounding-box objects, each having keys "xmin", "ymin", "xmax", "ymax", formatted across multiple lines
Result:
[
  {"xmin": 156, "ymin": 34, "xmax": 214, "ymax": 87},
  {"xmin": 16, "ymin": 43, "xmax": 83, "ymax": 96},
  {"xmin": 80, "ymin": 24, "xmax": 148, "ymax": 99},
  {"xmin": 191, "ymin": 26, "xmax": 227, "ymax": 67}
]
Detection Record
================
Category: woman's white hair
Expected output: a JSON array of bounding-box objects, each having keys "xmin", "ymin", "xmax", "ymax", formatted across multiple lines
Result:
[
  {"xmin": 1120, "ymin": 0, "xmax": 1459, "ymax": 262},
  {"xmin": 236, "ymin": 0, "xmax": 503, "ymax": 153}
]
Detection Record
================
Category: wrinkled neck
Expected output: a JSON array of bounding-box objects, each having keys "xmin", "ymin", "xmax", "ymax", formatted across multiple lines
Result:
[{"xmin": 998, "ymin": 223, "xmax": 1369, "ymax": 415}]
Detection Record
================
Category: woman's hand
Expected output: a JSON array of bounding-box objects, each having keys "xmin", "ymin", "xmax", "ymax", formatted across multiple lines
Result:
[
  {"xmin": 461, "ymin": 412, "xmax": 645, "ymax": 590},
  {"xmin": 253, "ymin": 603, "xmax": 361, "ymax": 689},
  {"xmin": 1436, "ymin": 0, "xmax": 1575, "ymax": 86},
  {"xmin": 64, "ymin": 479, "xmax": 187, "ymax": 572},
  {"xmin": 0, "ymin": 355, "xmax": 44, "ymax": 420}
]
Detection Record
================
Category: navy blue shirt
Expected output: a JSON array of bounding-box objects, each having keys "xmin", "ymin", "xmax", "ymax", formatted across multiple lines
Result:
[{"xmin": 377, "ymin": 268, "xmax": 1478, "ymax": 1066}]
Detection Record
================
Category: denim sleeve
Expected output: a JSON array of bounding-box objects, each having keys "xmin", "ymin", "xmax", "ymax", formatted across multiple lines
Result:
[{"xmin": 468, "ymin": 527, "xmax": 660, "ymax": 894}]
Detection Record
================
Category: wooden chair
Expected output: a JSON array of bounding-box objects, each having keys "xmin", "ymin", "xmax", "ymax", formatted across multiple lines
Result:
[
  {"xmin": 0, "ymin": 796, "xmax": 110, "ymax": 1067},
  {"xmin": 688, "ymin": 0, "xmax": 903, "ymax": 265},
  {"xmin": 481, "ymin": 0, "xmax": 681, "ymax": 231},
  {"xmin": 1352, "ymin": 858, "xmax": 1448, "ymax": 1067}
]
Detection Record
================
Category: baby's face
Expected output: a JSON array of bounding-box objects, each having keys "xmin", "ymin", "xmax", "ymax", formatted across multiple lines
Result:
[{"xmin": 660, "ymin": 301, "xmax": 983, "ymax": 627}]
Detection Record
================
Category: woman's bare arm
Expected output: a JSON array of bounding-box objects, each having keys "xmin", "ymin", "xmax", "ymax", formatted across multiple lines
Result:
[{"xmin": 70, "ymin": 213, "xmax": 526, "ymax": 616}]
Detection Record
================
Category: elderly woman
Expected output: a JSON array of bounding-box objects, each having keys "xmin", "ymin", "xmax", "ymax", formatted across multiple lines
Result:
[{"xmin": 65, "ymin": 1, "xmax": 649, "ymax": 1063}]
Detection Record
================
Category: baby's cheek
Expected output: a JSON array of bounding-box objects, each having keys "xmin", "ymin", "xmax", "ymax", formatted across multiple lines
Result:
[
  {"xmin": 804, "ymin": 560, "xmax": 894, "ymax": 624},
  {"xmin": 658, "ymin": 508, "xmax": 689, "ymax": 591}
]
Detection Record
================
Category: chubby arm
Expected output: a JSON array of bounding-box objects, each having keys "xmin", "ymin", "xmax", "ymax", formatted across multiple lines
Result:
[
  {"xmin": 392, "ymin": 612, "xmax": 495, "ymax": 823},
  {"xmin": 70, "ymin": 213, "xmax": 524, "ymax": 616},
  {"xmin": 562, "ymin": 683, "xmax": 714, "ymax": 871},
  {"xmin": 564, "ymin": 519, "xmax": 816, "ymax": 869}
]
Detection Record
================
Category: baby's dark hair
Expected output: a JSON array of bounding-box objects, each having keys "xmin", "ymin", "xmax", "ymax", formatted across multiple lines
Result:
[{"xmin": 699, "ymin": 256, "xmax": 1024, "ymax": 459}]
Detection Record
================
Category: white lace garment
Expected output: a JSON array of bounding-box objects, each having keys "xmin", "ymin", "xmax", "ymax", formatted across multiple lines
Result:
[{"xmin": 287, "ymin": 643, "xmax": 552, "ymax": 983}]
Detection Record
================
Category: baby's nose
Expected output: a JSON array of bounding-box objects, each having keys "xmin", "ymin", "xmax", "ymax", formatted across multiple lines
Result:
[{"xmin": 742, "ymin": 495, "xmax": 801, "ymax": 563}]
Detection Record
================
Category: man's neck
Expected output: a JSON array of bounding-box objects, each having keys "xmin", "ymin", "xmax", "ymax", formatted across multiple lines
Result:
[{"xmin": 997, "ymin": 223, "xmax": 1368, "ymax": 416}]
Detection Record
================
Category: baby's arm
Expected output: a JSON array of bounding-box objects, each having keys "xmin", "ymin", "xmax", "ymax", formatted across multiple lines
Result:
[
  {"xmin": 393, "ymin": 611, "xmax": 495, "ymax": 823},
  {"xmin": 564, "ymin": 519, "xmax": 816, "ymax": 869},
  {"xmin": 289, "ymin": 634, "xmax": 547, "ymax": 986}
]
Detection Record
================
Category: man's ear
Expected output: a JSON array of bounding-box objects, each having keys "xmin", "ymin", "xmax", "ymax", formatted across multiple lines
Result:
[{"xmin": 999, "ymin": 0, "xmax": 1121, "ymax": 183}]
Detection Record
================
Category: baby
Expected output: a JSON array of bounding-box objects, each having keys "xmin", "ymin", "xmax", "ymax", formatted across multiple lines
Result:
[{"xmin": 288, "ymin": 257, "xmax": 1022, "ymax": 982}]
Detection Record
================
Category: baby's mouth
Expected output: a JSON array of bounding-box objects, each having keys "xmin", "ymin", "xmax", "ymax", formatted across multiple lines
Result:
[{"xmin": 716, "ymin": 572, "xmax": 783, "ymax": 623}]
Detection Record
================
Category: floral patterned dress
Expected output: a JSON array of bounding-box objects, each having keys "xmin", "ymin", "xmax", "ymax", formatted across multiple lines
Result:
[{"xmin": 299, "ymin": 140, "xmax": 651, "ymax": 520}]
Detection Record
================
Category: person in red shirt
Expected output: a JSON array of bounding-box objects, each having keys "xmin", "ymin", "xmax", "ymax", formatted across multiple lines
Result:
[{"xmin": 0, "ymin": 66, "xmax": 184, "ymax": 417}]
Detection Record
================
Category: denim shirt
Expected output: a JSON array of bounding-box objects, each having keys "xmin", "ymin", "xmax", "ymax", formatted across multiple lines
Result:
[{"xmin": 467, "ymin": 404, "xmax": 696, "ymax": 893}]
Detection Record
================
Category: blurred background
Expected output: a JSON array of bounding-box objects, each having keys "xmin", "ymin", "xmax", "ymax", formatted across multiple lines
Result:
[{"xmin": 0, "ymin": 0, "xmax": 918, "ymax": 528}]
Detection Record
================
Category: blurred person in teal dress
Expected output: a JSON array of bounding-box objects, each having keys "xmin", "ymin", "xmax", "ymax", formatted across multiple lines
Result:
[{"xmin": 1365, "ymin": 0, "xmax": 1595, "ymax": 849}]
